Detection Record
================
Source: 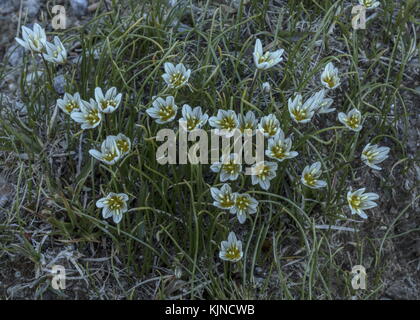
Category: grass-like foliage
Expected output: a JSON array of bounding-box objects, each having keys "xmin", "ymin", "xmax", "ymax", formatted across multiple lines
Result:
[{"xmin": 0, "ymin": 0, "xmax": 418, "ymax": 299}]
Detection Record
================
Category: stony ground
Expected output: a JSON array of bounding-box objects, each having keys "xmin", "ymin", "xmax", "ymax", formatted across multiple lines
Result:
[{"xmin": 0, "ymin": 0, "xmax": 419, "ymax": 299}]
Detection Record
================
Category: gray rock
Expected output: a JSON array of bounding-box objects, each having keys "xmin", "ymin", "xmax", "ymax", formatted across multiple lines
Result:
[
  {"xmin": 70, "ymin": 0, "xmax": 88, "ymax": 17},
  {"xmin": 22, "ymin": 0, "xmax": 41, "ymax": 18},
  {"xmin": 6, "ymin": 44, "xmax": 25, "ymax": 67},
  {"xmin": 0, "ymin": 95, "xmax": 28, "ymax": 115},
  {"xmin": 0, "ymin": 0, "xmax": 19, "ymax": 15},
  {"xmin": 53, "ymin": 74, "xmax": 66, "ymax": 95}
]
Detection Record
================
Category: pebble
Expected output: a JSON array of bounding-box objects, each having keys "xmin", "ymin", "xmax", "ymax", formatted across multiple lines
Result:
[
  {"xmin": 70, "ymin": 0, "xmax": 88, "ymax": 17},
  {"xmin": 22, "ymin": 0, "xmax": 41, "ymax": 18},
  {"xmin": 6, "ymin": 44, "xmax": 25, "ymax": 67},
  {"xmin": 0, "ymin": 0, "xmax": 19, "ymax": 15},
  {"xmin": 53, "ymin": 74, "xmax": 66, "ymax": 95}
]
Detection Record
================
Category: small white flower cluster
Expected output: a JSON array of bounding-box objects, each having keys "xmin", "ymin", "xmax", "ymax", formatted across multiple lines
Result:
[
  {"xmin": 89, "ymin": 133, "xmax": 131, "ymax": 165},
  {"xmin": 319, "ymin": 62, "xmax": 389, "ymax": 219},
  {"xmin": 91, "ymin": 62, "xmax": 192, "ymax": 224},
  {"xmin": 15, "ymin": 23, "xmax": 67, "ymax": 64},
  {"xmin": 147, "ymin": 97, "xmax": 208, "ymax": 130},
  {"xmin": 16, "ymin": 20, "xmax": 390, "ymax": 258},
  {"xmin": 345, "ymin": 141, "xmax": 389, "ymax": 219},
  {"xmin": 213, "ymin": 42, "xmax": 389, "ymax": 261},
  {"xmin": 56, "ymin": 87, "xmax": 130, "ymax": 224},
  {"xmin": 16, "ymin": 25, "xmax": 132, "ymax": 225},
  {"xmin": 146, "ymin": 49, "xmax": 390, "ymax": 262},
  {"xmin": 57, "ymin": 87, "xmax": 122, "ymax": 130},
  {"xmin": 211, "ymin": 184, "xmax": 258, "ymax": 224}
]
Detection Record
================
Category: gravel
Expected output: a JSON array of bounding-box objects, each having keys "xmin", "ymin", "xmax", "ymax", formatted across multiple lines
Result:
[{"xmin": 70, "ymin": 0, "xmax": 88, "ymax": 17}]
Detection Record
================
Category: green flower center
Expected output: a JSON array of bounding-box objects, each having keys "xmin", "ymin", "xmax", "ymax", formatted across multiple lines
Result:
[
  {"xmin": 158, "ymin": 105, "xmax": 176, "ymax": 122},
  {"xmin": 235, "ymin": 195, "xmax": 251, "ymax": 211},
  {"xmin": 363, "ymin": 0, "xmax": 374, "ymax": 7},
  {"xmin": 86, "ymin": 110, "xmax": 100, "ymax": 125},
  {"xmin": 100, "ymin": 99, "xmax": 116, "ymax": 110},
  {"xmin": 262, "ymin": 121, "xmax": 278, "ymax": 136},
  {"xmin": 187, "ymin": 117, "xmax": 200, "ymax": 130},
  {"xmin": 117, "ymin": 140, "xmax": 130, "ymax": 153},
  {"xmin": 220, "ymin": 116, "xmax": 237, "ymax": 131},
  {"xmin": 323, "ymin": 76, "xmax": 336, "ymax": 88},
  {"xmin": 30, "ymin": 36, "xmax": 41, "ymax": 49},
  {"xmin": 240, "ymin": 122, "xmax": 254, "ymax": 132},
  {"xmin": 363, "ymin": 149, "xmax": 379, "ymax": 162},
  {"xmin": 169, "ymin": 72, "xmax": 186, "ymax": 87},
  {"xmin": 349, "ymin": 195, "xmax": 362, "ymax": 209},
  {"xmin": 103, "ymin": 150, "xmax": 119, "ymax": 162},
  {"xmin": 291, "ymin": 108, "xmax": 307, "ymax": 121},
  {"xmin": 222, "ymin": 162, "xmax": 240, "ymax": 174},
  {"xmin": 272, "ymin": 145, "xmax": 285, "ymax": 159},
  {"xmin": 258, "ymin": 53, "xmax": 272, "ymax": 64},
  {"xmin": 346, "ymin": 115, "xmax": 360, "ymax": 129},
  {"xmin": 105, "ymin": 196, "xmax": 124, "ymax": 211},
  {"xmin": 304, "ymin": 173, "xmax": 316, "ymax": 186},
  {"xmin": 65, "ymin": 100, "xmax": 79, "ymax": 113},
  {"xmin": 219, "ymin": 194, "xmax": 234, "ymax": 208},
  {"xmin": 225, "ymin": 245, "xmax": 241, "ymax": 261},
  {"xmin": 256, "ymin": 165, "xmax": 269, "ymax": 180}
]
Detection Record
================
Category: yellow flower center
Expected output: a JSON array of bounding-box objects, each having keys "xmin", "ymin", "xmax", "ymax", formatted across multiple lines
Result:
[
  {"xmin": 158, "ymin": 105, "xmax": 176, "ymax": 122},
  {"xmin": 349, "ymin": 195, "xmax": 362, "ymax": 209},
  {"xmin": 291, "ymin": 108, "xmax": 307, "ymax": 121},
  {"xmin": 65, "ymin": 100, "xmax": 79, "ymax": 113},
  {"xmin": 103, "ymin": 150, "xmax": 119, "ymax": 162},
  {"xmin": 362, "ymin": 150, "xmax": 378, "ymax": 162},
  {"xmin": 222, "ymin": 161, "xmax": 240, "ymax": 174},
  {"xmin": 235, "ymin": 195, "xmax": 251, "ymax": 211},
  {"xmin": 304, "ymin": 173, "xmax": 316, "ymax": 187},
  {"xmin": 187, "ymin": 117, "xmax": 200, "ymax": 130},
  {"xmin": 225, "ymin": 245, "xmax": 241, "ymax": 261},
  {"xmin": 323, "ymin": 76, "xmax": 336, "ymax": 88},
  {"xmin": 262, "ymin": 121, "xmax": 278, "ymax": 136},
  {"xmin": 105, "ymin": 196, "xmax": 124, "ymax": 211},
  {"xmin": 363, "ymin": 0, "xmax": 374, "ymax": 7},
  {"xmin": 220, "ymin": 116, "xmax": 237, "ymax": 131},
  {"xmin": 346, "ymin": 115, "xmax": 360, "ymax": 129},
  {"xmin": 272, "ymin": 145, "xmax": 285, "ymax": 159},
  {"xmin": 100, "ymin": 99, "xmax": 116, "ymax": 110},
  {"xmin": 256, "ymin": 165, "xmax": 269, "ymax": 180},
  {"xmin": 258, "ymin": 53, "xmax": 272, "ymax": 64},
  {"xmin": 86, "ymin": 110, "xmax": 100, "ymax": 125},
  {"xmin": 219, "ymin": 194, "xmax": 234, "ymax": 208},
  {"xmin": 169, "ymin": 72, "xmax": 186, "ymax": 87},
  {"xmin": 117, "ymin": 140, "xmax": 130, "ymax": 153},
  {"xmin": 240, "ymin": 122, "xmax": 254, "ymax": 132}
]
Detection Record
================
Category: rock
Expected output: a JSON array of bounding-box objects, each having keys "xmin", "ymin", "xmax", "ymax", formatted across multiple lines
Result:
[
  {"xmin": 53, "ymin": 74, "xmax": 66, "ymax": 94},
  {"xmin": 6, "ymin": 44, "xmax": 25, "ymax": 67},
  {"xmin": 70, "ymin": 0, "xmax": 88, "ymax": 17},
  {"xmin": 0, "ymin": 0, "xmax": 19, "ymax": 15},
  {"xmin": 22, "ymin": 0, "xmax": 41, "ymax": 18},
  {"xmin": 0, "ymin": 178, "xmax": 14, "ymax": 208},
  {"xmin": 0, "ymin": 95, "xmax": 27, "ymax": 115}
]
